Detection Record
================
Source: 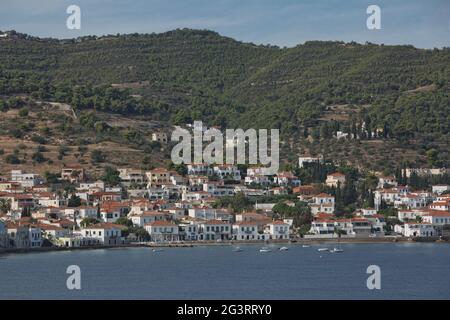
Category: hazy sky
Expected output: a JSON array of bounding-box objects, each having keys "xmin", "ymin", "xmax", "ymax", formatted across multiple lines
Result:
[{"xmin": 0, "ymin": 0, "xmax": 449, "ymax": 48}]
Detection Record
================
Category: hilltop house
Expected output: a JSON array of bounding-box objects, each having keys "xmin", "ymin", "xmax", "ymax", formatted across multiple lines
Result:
[
  {"xmin": 326, "ymin": 172, "xmax": 346, "ymax": 188},
  {"xmin": 11, "ymin": 170, "xmax": 43, "ymax": 188},
  {"xmin": 61, "ymin": 165, "xmax": 85, "ymax": 183},
  {"xmin": 151, "ymin": 132, "xmax": 168, "ymax": 143},
  {"xmin": 298, "ymin": 155, "xmax": 324, "ymax": 168}
]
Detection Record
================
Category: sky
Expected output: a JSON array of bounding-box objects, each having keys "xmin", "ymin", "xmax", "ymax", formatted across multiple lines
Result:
[{"xmin": 0, "ymin": 0, "xmax": 449, "ymax": 48}]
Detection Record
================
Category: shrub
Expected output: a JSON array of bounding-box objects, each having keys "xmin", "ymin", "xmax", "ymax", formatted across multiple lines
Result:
[
  {"xmin": 91, "ymin": 150, "xmax": 105, "ymax": 163},
  {"xmin": 31, "ymin": 135, "xmax": 47, "ymax": 145},
  {"xmin": 31, "ymin": 152, "xmax": 46, "ymax": 163},
  {"xmin": 18, "ymin": 108, "xmax": 29, "ymax": 117},
  {"xmin": 5, "ymin": 154, "xmax": 21, "ymax": 164}
]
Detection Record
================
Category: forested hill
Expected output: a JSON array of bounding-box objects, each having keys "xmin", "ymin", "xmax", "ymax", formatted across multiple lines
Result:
[{"xmin": 1, "ymin": 28, "xmax": 449, "ymax": 169}]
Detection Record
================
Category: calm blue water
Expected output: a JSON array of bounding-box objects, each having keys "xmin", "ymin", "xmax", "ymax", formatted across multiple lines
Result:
[{"xmin": 1, "ymin": 243, "xmax": 449, "ymax": 300}]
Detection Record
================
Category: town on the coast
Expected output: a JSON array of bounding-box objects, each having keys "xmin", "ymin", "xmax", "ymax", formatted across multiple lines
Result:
[{"xmin": 1, "ymin": 150, "xmax": 450, "ymax": 250}]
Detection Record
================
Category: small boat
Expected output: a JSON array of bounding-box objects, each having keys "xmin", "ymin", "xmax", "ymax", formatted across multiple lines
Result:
[
  {"xmin": 259, "ymin": 247, "xmax": 272, "ymax": 253},
  {"xmin": 152, "ymin": 248, "xmax": 164, "ymax": 252},
  {"xmin": 331, "ymin": 235, "xmax": 344, "ymax": 253},
  {"xmin": 233, "ymin": 247, "xmax": 243, "ymax": 252},
  {"xmin": 279, "ymin": 247, "xmax": 289, "ymax": 251},
  {"xmin": 318, "ymin": 248, "xmax": 329, "ymax": 252},
  {"xmin": 302, "ymin": 245, "xmax": 311, "ymax": 248}
]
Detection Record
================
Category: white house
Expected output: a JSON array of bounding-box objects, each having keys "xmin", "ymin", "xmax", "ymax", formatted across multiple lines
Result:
[
  {"xmin": 429, "ymin": 201, "xmax": 450, "ymax": 212},
  {"xmin": 394, "ymin": 194, "xmax": 428, "ymax": 209},
  {"xmin": 82, "ymin": 223, "xmax": 124, "ymax": 246},
  {"xmin": 151, "ymin": 132, "xmax": 168, "ymax": 143},
  {"xmin": 130, "ymin": 211, "xmax": 168, "ymax": 227},
  {"xmin": 422, "ymin": 211, "xmax": 450, "ymax": 225},
  {"xmin": 233, "ymin": 221, "xmax": 267, "ymax": 241},
  {"xmin": 360, "ymin": 208, "xmax": 377, "ymax": 216},
  {"xmin": 334, "ymin": 218, "xmax": 372, "ymax": 236},
  {"xmin": 326, "ymin": 172, "xmax": 346, "ymax": 188},
  {"xmin": 148, "ymin": 187, "xmax": 170, "ymax": 201},
  {"xmin": 187, "ymin": 164, "xmax": 213, "ymax": 176},
  {"xmin": 365, "ymin": 215, "xmax": 386, "ymax": 233},
  {"xmin": 374, "ymin": 187, "xmax": 409, "ymax": 210},
  {"xmin": 213, "ymin": 165, "xmax": 241, "ymax": 181},
  {"xmin": 11, "ymin": 170, "xmax": 43, "ymax": 188},
  {"xmin": 310, "ymin": 193, "xmax": 335, "ymax": 214},
  {"xmin": 144, "ymin": 221, "xmax": 179, "ymax": 242},
  {"xmin": 244, "ymin": 174, "xmax": 270, "ymax": 185},
  {"xmin": 6, "ymin": 222, "xmax": 30, "ymax": 248},
  {"xmin": 377, "ymin": 176, "xmax": 398, "ymax": 188},
  {"xmin": 198, "ymin": 220, "xmax": 231, "ymax": 241},
  {"xmin": 273, "ymin": 172, "xmax": 301, "ymax": 186},
  {"xmin": 398, "ymin": 209, "xmax": 421, "ymax": 222},
  {"xmin": 118, "ymin": 168, "xmax": 145, "ymax": 185},
  {"xmin": 39, "ymin": 224, "xmax": 68, "ymax": 240},
  {"xmin": 309, "ymin": 220, "xmax": 335, "ymax": 235},
  {"xmin": 265, "ymin": 220, "xmax": 290, "ymax": 240},
  {"xmin": 432, "ymin": 185, "xmax": 450, "ymax": 195},
  {"xmin": 182, "ymin": 191, "xmax": 211, "ymax": 202},
  {"xmin": 79, "ymin": 181, "xmax": 105, "ymax": 191},
  {"xmin": 203, "ymin": 183, "xmax": 236, "ymax": 197},
  {"xmin": 245, "ymin": 167, "xmax": 271, "ymax": 185},
  {"xmin": 179, "ymin": 222, "xmax": 199, "ymax": 241},
  {"xmin": 396, "ymin": 223, "xmax": 436, "ymax": 237},
  {"xmin": 298, "ymin": 156, "xmax": 324, "ymax": 168}
]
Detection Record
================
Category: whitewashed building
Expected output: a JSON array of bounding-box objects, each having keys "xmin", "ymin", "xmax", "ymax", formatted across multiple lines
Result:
[
  {"xmin": 144, "ymin": 221, "xmax": 179, "ymax": 242},
  {"xmin": 265, "ymin": 221, "xmax": 290, "ymax": 240},
  {"xmin": 82, "ymin": 223, "xmax": 124, "ymax": 246}
]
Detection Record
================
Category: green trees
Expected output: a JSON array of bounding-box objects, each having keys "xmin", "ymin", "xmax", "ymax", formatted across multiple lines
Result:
[
  {"xmin": 115, "ymin": 217, "xmax": 133, "ymax": 227},
  {"xmin": 31, "ymin": 151, "xmax": 46, "ymax": 163},
  {"xmin": 5, "ymin": 154, "xmax": 21, "ymax": 164},
  {"xmin": 44, "ymin": 171, "xmax": 59, "ymax": 184},
  {"xmin": 101, "ymin": 166, "xmax": 121, "ymax": 186},
  {"xmin": 68, "ymin": 195, "xmax": 82, "ymax": 207},
  {"xmin": 0, "ymin": 30, "xmax": 449, "ymax": 169},
  {"xmin": 213, "ymin": 192, "xmax": 253, "ymax": 213},
  {"xmin": 0, "ymin": 199, "xmax": 11, "ymax": 214},
  {"xmin": 272, "ymin": 201, "xmax": 312, "ymax": 228},
  {"xmin": 90, "ymin": 150, "xmax": 105, "ymax": 163},
  {"xmin": 80, "ymin": 217, "xmax": 99, "ymax": 227}
]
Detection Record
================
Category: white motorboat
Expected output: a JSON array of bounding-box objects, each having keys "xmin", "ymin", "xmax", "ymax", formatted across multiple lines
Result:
[
  {"xmin": 330, "ymin": 248, "xmax": 344, "ymax": 253},
  {"xmin": 233, "ymin": 247, "xmax": 243, "ymax": 252},
  {"xmin": 279, "ymin": 247, "xmax": 289, "ymax": 251},
  {"xmin": 318, "ymin": 248, "xmax": 329, "ymax": 252},
  {"xmin": 259, "ymin": 247, "xmax": 272, "ymax": 253}
]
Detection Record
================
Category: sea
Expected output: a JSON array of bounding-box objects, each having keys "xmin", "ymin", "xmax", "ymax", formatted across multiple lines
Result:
[{"xmin": 1, "ymin": 243, "xmax": 449, "ymax": 300}]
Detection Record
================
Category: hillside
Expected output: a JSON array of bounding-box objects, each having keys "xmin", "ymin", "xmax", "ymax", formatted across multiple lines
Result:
[{"xmin": 0, "ymin": 29, "xmax": 449, "ymax": 173}]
